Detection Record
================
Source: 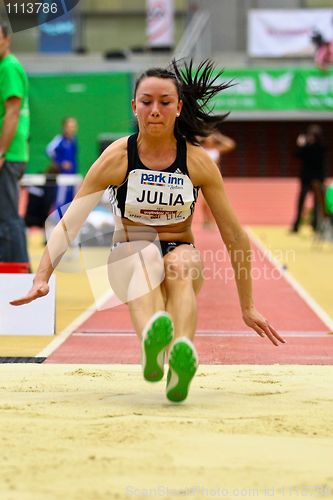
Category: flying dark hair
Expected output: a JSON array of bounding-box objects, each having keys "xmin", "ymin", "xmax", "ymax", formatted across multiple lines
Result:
[{"xmin": 134, "ymin": 59, "xmax": 232, "ymax": 145}]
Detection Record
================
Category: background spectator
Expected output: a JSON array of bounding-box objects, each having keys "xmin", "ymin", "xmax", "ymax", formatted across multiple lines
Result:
[
  {"xmin": 46, "ymin": 116, "xmax": 78, "ymax": 212},
  {"xmin": 291, "ymin": 124, "xmax": 326, "ymax": 233},
  {"xmin": 311, "ymin": 31, "xmax": 333, "ymax": 70},
  {"xmin": 0, "ymin": 22, "xmax": 30, "ymax": 265},
  {"xmin": 197, "ymin": 130, "xmax": 236, "ymax": 229}
]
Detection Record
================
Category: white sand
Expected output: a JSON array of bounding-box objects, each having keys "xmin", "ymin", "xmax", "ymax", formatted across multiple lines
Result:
[{"xmin": 0, "ymin": 364, "xmax": 332, "ymax": 500}]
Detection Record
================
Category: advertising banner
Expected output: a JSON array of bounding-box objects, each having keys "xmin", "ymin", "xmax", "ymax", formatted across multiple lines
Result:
[
  {"xmin": 146, "ymin": 0, "xmax": 174, "ymax": 48},
  {"xmin": 212, "ymin": 68, "xmax": 333, "ymax": 112},
  {"xmin": 39, "ymin": 7, "xmax": 76, "ymax": 53},
  {"xmin": 248, "ymin": 9, "xmax": 333, "ymax": 57}
]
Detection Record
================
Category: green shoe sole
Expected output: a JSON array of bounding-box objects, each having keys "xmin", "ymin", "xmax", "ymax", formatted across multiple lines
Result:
[
  {"xmin": 142, "ymin": 312, "xmax": 174, "ymax": 382},
  {"xmin": 166, "ymin": 338, "xmax": 198, "ymax": 402}
]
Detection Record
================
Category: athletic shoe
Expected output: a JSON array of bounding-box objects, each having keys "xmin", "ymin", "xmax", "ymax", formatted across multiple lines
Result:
[
  {"xmin": 141, "ymin": 311, "xmax": 174, "ymax": 382},
  {"xmin": 166, "ymin": 337, "xmax": 198, "ymax": 403}
]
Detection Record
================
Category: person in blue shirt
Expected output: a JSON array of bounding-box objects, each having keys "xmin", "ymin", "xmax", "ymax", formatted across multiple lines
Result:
[{"xmin": 46, "ymin": 117, "xmax": 78, "ymax": 211}]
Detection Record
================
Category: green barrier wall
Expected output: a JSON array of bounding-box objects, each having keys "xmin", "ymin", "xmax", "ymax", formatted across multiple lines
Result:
[
  {"xmin": 28, "ymin": 72, "xmax": 134, "ymax": 174},
  {"xmin": 212, "ymin": 68, "xmax": 333, "ymax": 112},
  {"xmin": 27, "ymin": 67, "xmax": 333, "ymax": 175}
]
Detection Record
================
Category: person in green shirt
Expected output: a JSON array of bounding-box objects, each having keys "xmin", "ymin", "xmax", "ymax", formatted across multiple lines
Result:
[{"xmin": 0, "ymin": 22, "xmax": 30, "ymax": 264}]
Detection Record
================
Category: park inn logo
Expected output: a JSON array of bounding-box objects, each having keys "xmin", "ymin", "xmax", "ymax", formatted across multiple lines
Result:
[
  {"xmin": 259, "ymin": 73, "xmax": 293, "ymax": 96},
  {"xmin": 140, "ymin": 172, "xmax": 184, "ymax": 187}
]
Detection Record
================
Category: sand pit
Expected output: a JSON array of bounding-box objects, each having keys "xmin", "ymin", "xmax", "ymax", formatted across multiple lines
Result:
[{"xmin": 0, "ymin": 364, "xmax": 332, "ymax": 499}]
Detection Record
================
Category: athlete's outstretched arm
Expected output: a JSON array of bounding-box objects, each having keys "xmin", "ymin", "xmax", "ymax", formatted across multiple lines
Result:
[
  {"xmin": 11, "ymin": 139, "xmax": 128, "ymax": 306},
  {"xmin": 190, "ymin": 147, "xmax": 286, "ymax": 347}
]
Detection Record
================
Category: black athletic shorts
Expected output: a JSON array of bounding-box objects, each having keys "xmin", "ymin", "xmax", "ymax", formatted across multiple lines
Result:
[
  {"xmin": 158, "ymin": 241, "xmax": 194, "ymax": 256},
  {"xmin": 111, "ymin": 240, "xmax": 194, "ymax": 257}
]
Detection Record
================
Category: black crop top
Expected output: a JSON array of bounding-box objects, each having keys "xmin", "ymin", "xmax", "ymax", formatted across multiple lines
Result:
[{"xmin": 108, "ymin": 133, "xmax": 199, "ymax": 226}]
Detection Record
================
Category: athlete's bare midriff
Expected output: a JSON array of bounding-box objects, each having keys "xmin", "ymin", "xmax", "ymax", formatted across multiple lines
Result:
[{"xmin": 112, "ymin": 215, "xmax": 195, "ymax": 244}]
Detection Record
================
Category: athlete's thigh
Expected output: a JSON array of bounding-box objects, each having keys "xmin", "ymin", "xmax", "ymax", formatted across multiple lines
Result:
[
  {"xmin": 107, "ymin": 240, "xmax": 164, "ymax": 302},
  {"xmin": 163, "ymin": 244, "xmax": 203, "ymax": 294}
]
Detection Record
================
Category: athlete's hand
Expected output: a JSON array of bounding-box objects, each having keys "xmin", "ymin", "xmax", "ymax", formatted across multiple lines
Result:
[
  {"xmin": 10, "ymin": 281, "xmax": 49, "ymax": 306},
  {"xmin": 242, "ymin": 306, "xmax": 286, "ymax": 346}
]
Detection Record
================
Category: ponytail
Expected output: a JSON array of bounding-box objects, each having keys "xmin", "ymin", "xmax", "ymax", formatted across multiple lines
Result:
[{"xmin": 171, "ymin": 59, "xmax": 232, "ymax": 144}]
